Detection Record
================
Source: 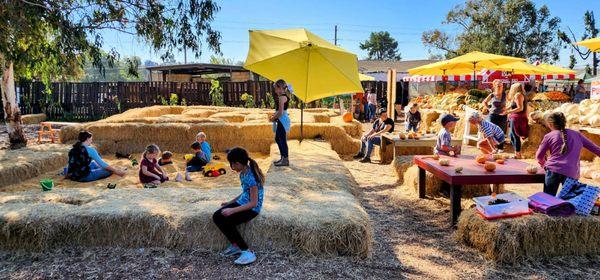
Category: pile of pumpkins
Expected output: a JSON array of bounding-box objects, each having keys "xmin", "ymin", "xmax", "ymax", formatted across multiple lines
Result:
[{"xmin": 528, "ymin": 99, "xmax": 600, "ymax": 127}]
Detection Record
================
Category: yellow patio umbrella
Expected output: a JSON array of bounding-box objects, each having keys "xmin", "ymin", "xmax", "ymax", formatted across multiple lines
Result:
[
  {"xmin": 407, "ymin": 60, "xmax": 478, "ymax": 93},
  {"xmin": 574, "ymin": 37, "xmax": 600, "ymax": 52},
  {"xmin": 537, "ymin": 63, "xmax": 576, "ymax": 75},
  {"xmin": 244, "ymin": 28, "xmax": 363, "ymax": 141},
  {"xmin": 437, "ymin": 51, "xmax": 526, "ymax": 88},
  {"xmin": 359, "ymin": 73, "xmax": 375, "ymax": 81},
  {"xmin": 490, "ymin": 61, "xmax": 551, "ymax": 75},
  {"xmin": 244, "ymin": 28, "xmax": 363, "ymax": 102}
]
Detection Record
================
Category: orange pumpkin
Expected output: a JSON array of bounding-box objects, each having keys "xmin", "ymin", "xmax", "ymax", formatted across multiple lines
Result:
[
  {"xmin": 484, "ymin": 162, "xmax": 496, "ymax": 172},
  {"xmin": 342, "ymin": 112, "xmax": 353, "ymax": 123},
  {"xmin": 495, "ymin": 159, "xmax": 505, "ymax": 164},
  {"xmin": 476, "ymin": 155, "xmax": 487, "ymax": 164}
]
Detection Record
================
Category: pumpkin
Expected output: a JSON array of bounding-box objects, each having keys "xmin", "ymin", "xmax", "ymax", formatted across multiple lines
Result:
[
  {"xmin": 438, "ymin": 158, "xmax": 450, "ymax": 166},
  {"xmin": 526, "ymin": 165, "xmax": 538, "ymax": 174},
  {"xmin": 407, "ymin": 133, "xmax": 415, "ymax": 139},
  {"xmin": 495, "ymin": 159, "xmax": 505, "ymax": 164},
  {"xmin": 342, "ymin": 112, "xmax": 353, "ymax": 123},
  {"xmin": 399, "ymin": 133, "xmax": 406, "ymax": 140},
  {"xmin": 492, "ymin": 154, "xmax": 504, "ymax": 160},
  {"xmin": 455, "ymin": 166, "xmax": 463, "ymax": 173},
  {"xmin": 484, "ymin": 162, "xmax": 496, "ymax": 172},
  {"xmin": 476, "ymin": 155, "xmax": 487, "ymax": 164},
  {"xmin": 431, "ymin": 154, "xmax": 440, "ymax": 160}
]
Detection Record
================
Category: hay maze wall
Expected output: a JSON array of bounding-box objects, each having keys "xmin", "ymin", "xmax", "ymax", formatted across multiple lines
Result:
[
  {"xmin": 0, "ymin": 141, "xmax": 372, "ymax": 257},
  {"xmin": 59, "ymin": 106, "xmax": 362, "ymax": 156}
]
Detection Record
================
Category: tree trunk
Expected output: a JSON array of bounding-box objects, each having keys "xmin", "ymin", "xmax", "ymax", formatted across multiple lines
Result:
[{"xmin": 1, "ymin": 60, "xmax": 27, "ymax": 149}]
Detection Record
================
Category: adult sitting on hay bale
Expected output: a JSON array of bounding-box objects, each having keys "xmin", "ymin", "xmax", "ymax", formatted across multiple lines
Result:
[
  {"xmin": 66, "ymin": 131, "xmax": 126, "ymax": 182},
  {"xmin": 354, "ymin": 108, "xmax": 394, "ymax": 163}
]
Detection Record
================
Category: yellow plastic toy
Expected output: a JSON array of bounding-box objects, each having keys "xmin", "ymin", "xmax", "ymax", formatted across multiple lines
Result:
[
  {"xmin": 203, "ymin": 162, "xmax": 228, "ymax": 177},
  {"xmin": 184, "ymin": 154, "xmax": 194, "ymax": 161}
]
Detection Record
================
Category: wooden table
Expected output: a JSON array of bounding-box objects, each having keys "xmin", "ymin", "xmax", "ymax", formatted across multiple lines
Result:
[
  {"xmin": 380, "ymin": 133, "xmax": 463, "ymax": 163},
  {"xmin": 413, "ymin": 155, "xmax": 545, "ymax": 226}
]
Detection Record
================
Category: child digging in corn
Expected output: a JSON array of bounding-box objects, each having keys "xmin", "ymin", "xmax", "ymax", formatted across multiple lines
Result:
[
  {"xmin": 213, "ymin": 147, "xmax": 265, "ymax": 265},
  {"xmin": 158, "ymin": 151, "xmax": 183, "ymax": 182}
]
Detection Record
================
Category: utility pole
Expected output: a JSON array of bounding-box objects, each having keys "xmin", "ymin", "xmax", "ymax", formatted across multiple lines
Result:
[
  {"xmin": 184, "ymin": 46, "xmax": 187, "ymax": 64},
  {"xmin": 334, "ymin": 25, "xmax": 338, "ymax": 46}
]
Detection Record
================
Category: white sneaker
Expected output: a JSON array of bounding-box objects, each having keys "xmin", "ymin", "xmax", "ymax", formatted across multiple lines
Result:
[
  {"xmin": 234, "ymin": 250, "xmax": 256, "ymax": 265},
  {"xmin": 219, "ymin": 244, "xmax": 242, "ymax": 257}
]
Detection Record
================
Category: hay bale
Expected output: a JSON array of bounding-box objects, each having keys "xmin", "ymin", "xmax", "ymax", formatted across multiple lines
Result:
[
  {"xmin": 211, "ymin": 112, "xmax": 246, "ymax": 123},
  {"xmin": 0, "ymin": 141, "xmax": 372, "ymax": 257},
  {"xmin": 331, "ymin": 117, "xmax": 363, "ymax": 137},
  {"xmin": 244, "ymin": 113, "xmax": 269, "ymax": 123},
  {"xmin": 452, "ymin": 114, "xmax": 477, "ymax": 138},
  {"xmin": 421, "ymin": 110, "xmax": 441, "ymax": 132},
  {"xmin": 456, "ymin": 209, "xmax": 600, "ymax": 263},
  {"xmin": 581, "ymin": 130, "xmax": 600, "ymax": 161},
  {"xmin": 521, "ymin": 123, "xmax": 550, "ymax": 159},
  {"xmin": 21, "ymin": 113, "xmax": 46, "ymax": 125},
  {"xmin": 312, "ymin": 113, "xmax": 331, "ymax": 123},
  {"xmin": 0, "ymin": 144, "xmax": 69, "ymax": 188},
  {"xmin": 403, "ymin": 165, "xmax": 503, "ymax": 198},
  {"xmin": 392, "ymin": 156, "xmax": 414, "ymax": 184},
  {"xmin": 181, "ymin": 108, "xmax": 218, "ymax": 118}
]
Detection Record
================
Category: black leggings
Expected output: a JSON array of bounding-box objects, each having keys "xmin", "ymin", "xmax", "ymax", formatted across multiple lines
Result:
[
  {"xmin": 275, "ymin": 119, "xmax": 289, "ymax": 158},
  {"xmin": 212, "ymin": 202, "xmax": 258, "ymax": 250}
]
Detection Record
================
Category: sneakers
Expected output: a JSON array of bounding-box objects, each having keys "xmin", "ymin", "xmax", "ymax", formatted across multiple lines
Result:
[
  {"xmin": 175, "ymin": 173, "xmax": 183, "ymax": 182},
  {"xmin": 274, "ymin": 157, "xmax": 289, "ymax": 166},
  {"xmin": 233, "ymin": 250, "xmax": 257, "ymax": 265},
  {"xmin": 219, "ymin": 244, "xmax": 242, "ymax": 257},
  {"xmin": 359, "ymin": 157, "xmax": 371, "ymax": 163},
  {"xmin": 353, "ymin": 153, "xmax": 364, "ymax": 159}
]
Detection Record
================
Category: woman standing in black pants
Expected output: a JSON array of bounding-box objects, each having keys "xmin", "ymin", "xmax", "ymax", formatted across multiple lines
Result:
[{"xmin": 269, "ymin": 79, "xmax": 291, "ymax": 166}]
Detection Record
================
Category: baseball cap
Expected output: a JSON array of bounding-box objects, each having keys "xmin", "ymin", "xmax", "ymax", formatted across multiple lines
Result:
[
  {"xmin": 440, "ymin": 113, "xmax": 460, "ymax": 126},
  {"xmin": 377, "ymin": 108, "xmax": 387, "ymax": 115}
]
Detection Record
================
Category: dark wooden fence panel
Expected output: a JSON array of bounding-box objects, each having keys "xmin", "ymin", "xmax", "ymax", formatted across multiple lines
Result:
[{"xmin": 1, "ymin": 80, "xmax": 388, "ymax": 121}]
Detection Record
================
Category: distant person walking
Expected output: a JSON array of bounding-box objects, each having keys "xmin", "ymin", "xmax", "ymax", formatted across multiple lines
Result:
[
  {"xmin": 366, "ymin": 89, "xmax": 377, "ymax": 122},
  {"xmin": 269, "ymin": 79, "xmax": 291, "ymax": 167},
  {"xmin": 482, "ymin": 79, "xmax": 507, "ymax": 151}
]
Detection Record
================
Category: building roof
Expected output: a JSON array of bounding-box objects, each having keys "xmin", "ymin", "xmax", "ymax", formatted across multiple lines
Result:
[
  {"xmin": 358, "ymin": 59, "xmax": 437, "ymax": 73},
  {"xmin": 145, "ymin": 63, "xmax": 247, "ymax": 75}
]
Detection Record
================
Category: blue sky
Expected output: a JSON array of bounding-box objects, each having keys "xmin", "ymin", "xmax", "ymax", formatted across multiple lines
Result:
[{"xmin": 101, "ymin": 0, "xmax": 599, "ymax": 68}]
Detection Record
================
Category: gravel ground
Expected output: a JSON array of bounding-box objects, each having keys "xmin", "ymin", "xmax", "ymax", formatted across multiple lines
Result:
[{"xmin": 2, "ymin": 122, "xmax": 600, "ymax": 279}]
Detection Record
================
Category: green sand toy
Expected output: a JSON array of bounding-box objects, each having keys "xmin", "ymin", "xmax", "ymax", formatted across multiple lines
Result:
[{"xmin": 40, "ymin": 179, "xmax": 54, "ymax": 191}]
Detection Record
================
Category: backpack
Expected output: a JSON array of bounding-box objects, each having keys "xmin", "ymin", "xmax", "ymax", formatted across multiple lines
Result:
[{"xmin": 66, "ymin": 144, "xmax": 92, "ymax": 180}]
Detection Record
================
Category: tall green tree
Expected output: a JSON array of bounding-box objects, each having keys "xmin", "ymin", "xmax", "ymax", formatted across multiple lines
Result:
[
  {"xmin": 360, "ymin": 31, "xmax": 401, "ymax": 61},
  {"xmin": 558, "ymin": 11, "xmax": 598, "ymax": 75},
  {"xmin": 0, "ymin": 0, "xmax": 221, "ymax": 148},
  {"xmin": 422, "ymin": 0, "xmax": 561, "ymax": 62},
  {"xmin": 80, "ymin": 54, "xmax": 144, "ymax": 82}
]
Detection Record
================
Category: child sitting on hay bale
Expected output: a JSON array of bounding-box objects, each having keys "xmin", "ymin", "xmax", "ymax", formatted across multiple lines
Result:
[
  {"xmin": 469, "ymin": 111, "xmax": 506, "ymax": 154},
  {"xmin": 435, "ymin": 114, "xmax": 461, "ymax": 156},
  {"xmin": 213, "ymin": 147, "xmax": 265, "ymax": 265},
  {"xmin": 536, "ymin": 112, "xmax": 600, "ymax": 195}
]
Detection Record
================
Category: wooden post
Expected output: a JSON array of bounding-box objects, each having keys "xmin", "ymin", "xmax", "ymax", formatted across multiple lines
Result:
[
  {"xmin": 450, "ymin": 184, "xmax": 463, "ymax": 227},
  {"xmin": 387, "ymin": 69, "xmax": 397, "ymax": 119}
]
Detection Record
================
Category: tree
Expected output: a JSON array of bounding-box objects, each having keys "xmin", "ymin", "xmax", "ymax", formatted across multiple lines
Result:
[
  {"xmin": 80, "ymin": 54, "xmax": 144, "ymax": 82},
  {"xmin": 558, "ymin": 11, "xmax": 598, "ymax": 75},
  {"xmin": 209, "ymin": 55, "xmax": 243, "ymax": 66},
  {"xmin": 422, "ymin": 0, "xmax": 561, "ymax": 62},
  {"xmin": 0, "ymin": 0, "xmax": 221, "ymax": 148},
  {"xmin": 359, "ymin": 32, "xmax": 401, "ymax": 61}
]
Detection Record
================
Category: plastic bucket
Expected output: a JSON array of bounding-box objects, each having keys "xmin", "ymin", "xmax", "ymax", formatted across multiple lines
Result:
[{"xmin": 40, "ymin": 179, "xmax": 54, "ymax": 191}]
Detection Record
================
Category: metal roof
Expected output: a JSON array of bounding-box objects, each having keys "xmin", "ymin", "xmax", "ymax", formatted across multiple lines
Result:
[{"xmin": 145, "ymin": 63, "xmax": 248, "ymax": 74}]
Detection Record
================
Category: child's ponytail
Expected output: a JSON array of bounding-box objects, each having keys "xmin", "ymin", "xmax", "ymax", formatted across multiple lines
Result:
[{"xmin": 248, "ymin": 157, "xmax": 265, "ymax": 186}]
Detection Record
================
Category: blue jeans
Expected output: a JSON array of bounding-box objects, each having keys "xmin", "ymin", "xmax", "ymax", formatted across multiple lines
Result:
[
  {"xmin": 78, "ymin": 162, "xmax": 112, "ymax": 182},
  {"xmin": 406, "ymin": 123, "xmax": 418, "ymax": 132},
  {"xmin": 544, "ymin": 170, "xmax": 567, "ymax": 196},
  {"xmin": 359, "ymin": 136, "xmax": 381, "ymax": 159},
  {"xmin": 186, "ymin": 165, "xmax": 204, "ymax": 173},
  {"xmin": 509, "ymin": 119, "xmax": 521, "ymax": 153},
  {"xmin": 367, "ymin": 104, "xmax": 376, "ymax": 120},
  {"xmin": 275, "ymin": 119, "xmax": 289, "ymax": 158}
]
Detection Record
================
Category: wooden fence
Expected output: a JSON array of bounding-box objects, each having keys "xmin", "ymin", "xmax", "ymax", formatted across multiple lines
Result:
[{"xmin": 2, "ymin": 80, "xmax": 387, "ymax": 121}]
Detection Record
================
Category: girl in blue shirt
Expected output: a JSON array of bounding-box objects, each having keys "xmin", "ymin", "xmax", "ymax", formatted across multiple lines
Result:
[{"xmin": 213, "ymin": 147, "xmax": 265, "ymax": 265}]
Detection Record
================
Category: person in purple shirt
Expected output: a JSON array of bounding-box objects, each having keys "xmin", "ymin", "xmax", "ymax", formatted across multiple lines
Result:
[{"xmin": 536, "ymin": 112, "xmax": 600, "ymax": 195}]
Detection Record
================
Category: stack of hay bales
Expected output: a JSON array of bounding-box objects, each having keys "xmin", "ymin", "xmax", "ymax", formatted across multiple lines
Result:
[
  {"xmin": 21, "ymin": 113, "xmax": 46, "ymax": 125},
  {"xmin": 402, "ymin": 165, "xmax": 504, "ymax": 198},
  {"xmin": 0, "ymin": 144, "xmax": 69, "ymax": 188},
  {"xmin": 520, "ymin": 123, "xmax": 550, "ymax": 159},
  {"xmin": 456, "ymin": 209, "xmax": 600, "ymax": 262},
  {"xmin": 210, "ymin": 112, "xmax": 246, "ymax": 123},
  {"xmin": 391, "ymin": 155, "xmax": 414, "ymax": 184}
]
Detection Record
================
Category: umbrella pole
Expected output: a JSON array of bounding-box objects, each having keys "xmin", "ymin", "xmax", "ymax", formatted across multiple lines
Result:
[
  {"xmin": 443, "ymin": 69, "xmax": 447, "ymax": 94},
  {"xmin": 300, "ymin": 101, "xmax": 304, "ymax": 143}
]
